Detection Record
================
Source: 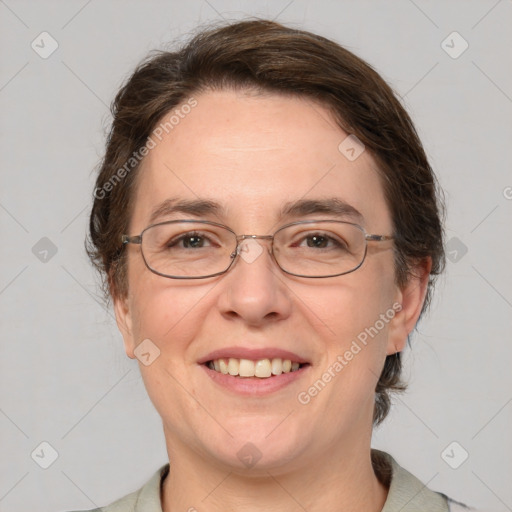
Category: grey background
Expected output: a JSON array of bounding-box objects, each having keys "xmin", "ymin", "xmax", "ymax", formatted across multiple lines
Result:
[{"xmin": 0, "ymin": 1, "xmax": 511, "ymax": 511}]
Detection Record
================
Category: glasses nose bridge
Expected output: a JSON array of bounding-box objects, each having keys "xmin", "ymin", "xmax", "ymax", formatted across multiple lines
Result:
[
  {"xmin": 234, "ymin": 234, "xmax": 275, "ymax": 256},
  {"xmin": 236, "ymin": 234, "xmax": 274, "ymax": 242}
]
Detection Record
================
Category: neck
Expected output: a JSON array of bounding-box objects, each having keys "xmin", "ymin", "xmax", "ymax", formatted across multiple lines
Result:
[{"xmin": 161, "ymin": 433, "xmax": 388, "ymax": 512}]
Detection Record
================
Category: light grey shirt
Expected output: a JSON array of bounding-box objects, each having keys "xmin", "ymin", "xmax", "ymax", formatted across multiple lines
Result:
[{"xmin": 68, "ymin": 450, "xmax": 470, "ymax": 512}]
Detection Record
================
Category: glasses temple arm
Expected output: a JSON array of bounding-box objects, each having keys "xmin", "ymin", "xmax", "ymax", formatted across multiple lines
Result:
[
  {"xmin": 121, "ymin": 235, "xmax": 142, "ymax": 245},
  {"xmin": 365, "ymin": 234, "xmax": 394, "ymax": 242}
]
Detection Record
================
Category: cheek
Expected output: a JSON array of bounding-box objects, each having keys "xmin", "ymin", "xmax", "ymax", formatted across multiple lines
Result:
[
  {"xmin": 310, "ymin": 263, "xmax": 396, "ymax": 345},
  {"xmin": 127, "ymin": 259, "xmax": 218, "ymax": 357},
  {"xmin": 300, "ymin": 281, "xmax": 394, "ymax": 421},
  {"xmin": 300, "ymin": 260, "xmax": 397, "ymax": 390},
  {"xmin": 125, "ymin": 273, "xmax": 211, "ymax": 408}
]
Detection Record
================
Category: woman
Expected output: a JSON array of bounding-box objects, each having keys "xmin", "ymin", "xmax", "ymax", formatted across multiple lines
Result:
[{"xmin": 74, "ymin": 19, "xmax": 470, "ymax": 512}]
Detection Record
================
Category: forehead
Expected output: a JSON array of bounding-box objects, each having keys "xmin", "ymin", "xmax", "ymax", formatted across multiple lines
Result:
[{"xmin": 131, "ymin": 89, "xmax": 390, "ymax": 232}]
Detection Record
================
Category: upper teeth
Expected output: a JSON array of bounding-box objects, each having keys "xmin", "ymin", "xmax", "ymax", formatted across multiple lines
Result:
[{"xmin": 208, "ymin": 358, "xmax": 301, "ymax": 378}]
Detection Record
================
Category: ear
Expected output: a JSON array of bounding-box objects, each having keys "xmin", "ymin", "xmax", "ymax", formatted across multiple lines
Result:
[
  {"xmin": 386, "ymin": 257, "xmax": 432, "ymax": 355},
  {"xmin": 113, "ymin": 293, "xmax": 136, "ymax": 359}
]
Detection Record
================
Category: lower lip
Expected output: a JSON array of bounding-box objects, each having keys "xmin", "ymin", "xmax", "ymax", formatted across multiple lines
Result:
[{"xmin": 200, "ymin": 363, "xmax": 311, "ymax": 396}]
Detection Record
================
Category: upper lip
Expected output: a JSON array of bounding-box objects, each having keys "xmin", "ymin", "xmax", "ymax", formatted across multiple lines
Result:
[{"xmin": 198, "ymin": 346, "xmax": 310, "ymax": 365}]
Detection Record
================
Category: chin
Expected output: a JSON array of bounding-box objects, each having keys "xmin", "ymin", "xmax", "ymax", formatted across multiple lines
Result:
[
  {"xmin": 203, "ymin": 422, "xmax": 307, "ymax": 473},
  {"xmin": 213, "ymin": 445, "xmax": 304, "ymax": 475}
]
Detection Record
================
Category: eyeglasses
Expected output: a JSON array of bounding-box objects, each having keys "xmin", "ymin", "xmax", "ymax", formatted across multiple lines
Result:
[{"xmin": 121, "ymin": 219, "xmax": 393, "ymax": 279}]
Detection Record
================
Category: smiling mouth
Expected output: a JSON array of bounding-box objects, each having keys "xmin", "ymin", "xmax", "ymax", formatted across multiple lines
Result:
[{"xmin": 204, "ymin": 357, "xmax": 310, "ymax": 378}]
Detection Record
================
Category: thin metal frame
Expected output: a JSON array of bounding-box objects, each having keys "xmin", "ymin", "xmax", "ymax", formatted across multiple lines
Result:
[{"xmin": 121, "ymin": 219, "xmax": 393, "ymax": 279}]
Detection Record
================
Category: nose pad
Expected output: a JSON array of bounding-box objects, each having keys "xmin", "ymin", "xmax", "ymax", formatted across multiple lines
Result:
[{"xmin": 237, "ymin": 238, "xmax": 266, "ymax": 265}]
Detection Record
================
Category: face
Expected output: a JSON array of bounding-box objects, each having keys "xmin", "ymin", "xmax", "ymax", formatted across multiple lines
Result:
[{"xmin": 115, "ymin": 89, "xmax": 427, "ymax": 474}]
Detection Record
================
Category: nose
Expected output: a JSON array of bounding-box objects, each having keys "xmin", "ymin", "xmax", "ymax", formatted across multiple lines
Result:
[{"xmin": 217, "ymin": 237, "xmax": 293, "ymax": 326}]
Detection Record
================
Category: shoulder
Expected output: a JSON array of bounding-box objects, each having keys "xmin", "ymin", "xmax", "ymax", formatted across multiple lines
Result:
[
  {"xmin": 64, "ymin": 464, "xmax": 169, "ymax": 512},
  {"xmin": 447, "ymin": 500, "xmax": 480, "ymax": 511},
  {"xmin": 372, "ymin": 449, "xmax": 474, "ymax": 512}
]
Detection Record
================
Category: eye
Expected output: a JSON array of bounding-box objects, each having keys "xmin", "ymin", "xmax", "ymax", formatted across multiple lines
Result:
[
  {"xmin": 294, "ymin": 232, "xmax": 348, "ymax": 250},
  {"xmin": 167, "ymin": 231, "xmax": 214, "ymax": 249},
  {"xmin": 304, "ymin": 234, "xmax": 332, "ymax": 249}
]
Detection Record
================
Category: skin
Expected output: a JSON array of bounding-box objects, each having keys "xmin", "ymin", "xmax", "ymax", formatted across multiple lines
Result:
[{"xmin": 114, "ymin": 89, "xmax": 430, "ymax": 511}]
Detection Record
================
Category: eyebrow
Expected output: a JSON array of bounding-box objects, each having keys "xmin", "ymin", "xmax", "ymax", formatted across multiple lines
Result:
[
  {"xmin": 147, "ymin": 197, "xmax": 363, "ymax": 225},
  {"xmin": 280, "ymin": 198, "xmax": 363, "ymax": 223},
  {"xmin": 148, "ymin": 198, "xmax": 226, "ymax": 225}
]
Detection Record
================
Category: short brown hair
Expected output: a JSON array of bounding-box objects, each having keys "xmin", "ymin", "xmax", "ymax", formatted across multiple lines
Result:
[{"xmin": 87, "ymin": 19, "xmax": 445, "ymax": 425}]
